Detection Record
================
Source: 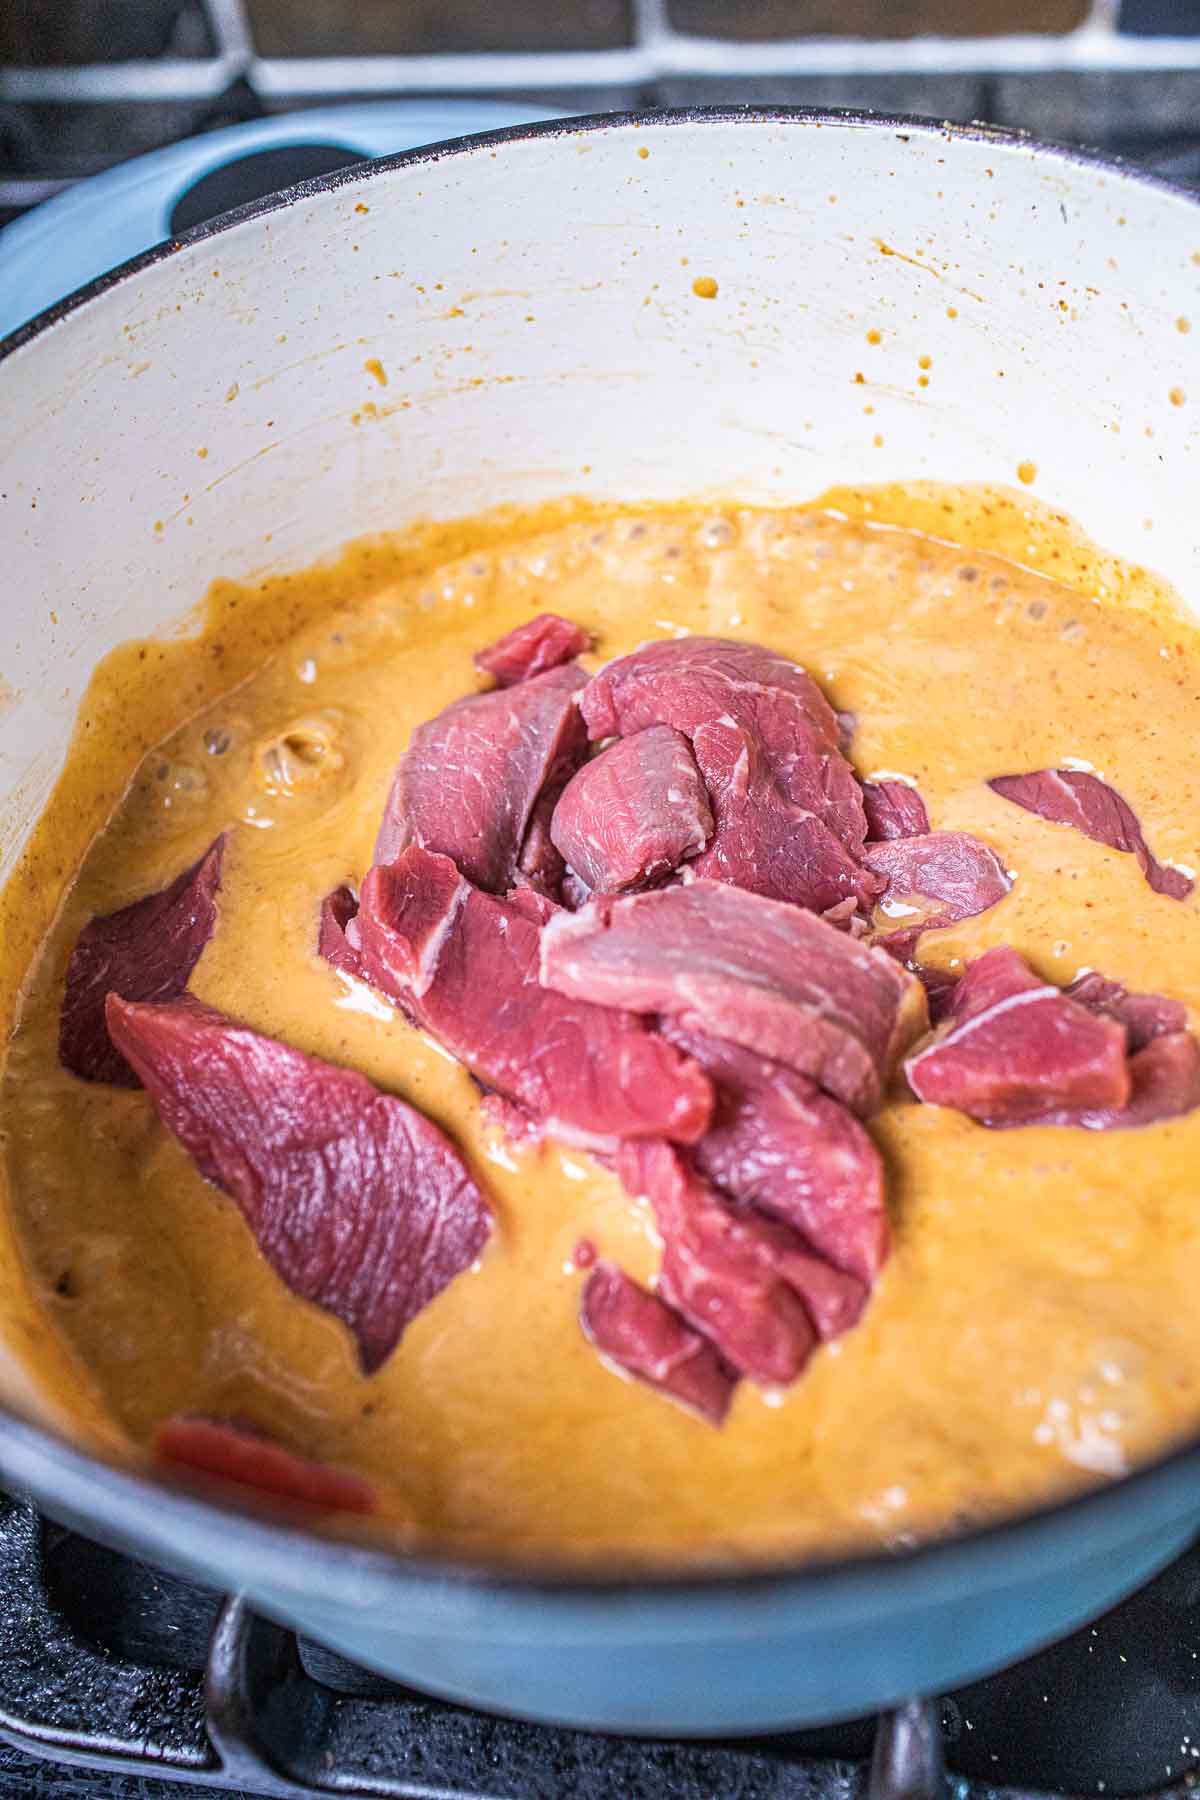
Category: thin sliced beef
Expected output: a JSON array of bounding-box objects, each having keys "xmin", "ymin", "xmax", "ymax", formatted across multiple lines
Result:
[
  {"xmin": 579, "ymin": 637, "xmax": 877, "ymax": 912},
  {"xmin": 106, "ymin": 993, "xmax": 492, "ymax": 1373},
  {"xmin": 912, "ymin": 962, "xmax": 961, "ymax": 1025},
  {"xmin": 865, "ymin": 832, "xmax": 1012, "ymax": 939},
  {"xmin": 688, "ymin": 719, "xmax": 884, "ymax": 914},
  {"xmin": 862, "ymin": 779, "xmax": 930, "ymax": 841},
  {"xmin": 660, "ymin": 1021, "xmax": 887, "ymax": 1284},
  {"xmin": 617, "ymin": 1140, "xmax": 866, "ymax": 1382},
  {"xmin": 905, "ymin": 946, "xmax": 1131, "ymax": 1127},
  {"xmin": 373, "ymin": 662, "xmax": 587, "ymax": 894},
  {"xmin": 540, "ymin": 880, "xmax": 926, "ymax": 1115},
  {"xmin": 550, "ymin": 725, "xmax": 712, "ymax": 893},
  {"xmin": 514, "ymin": 785, "xmax": 569, "ymax": 898},
  {"xmin": 60, "ymin": 835, "xmax": 226, "ymax": 1087},
  {"xmin": 617, "ymin": 1142, "xmax": 815, "ymax": 1385},
  {"xmin": 1081, "ymin": 1031, "xmax": 1200, "ymax": 1129},
  {"xmin": 944, "ymin": 945, "xmax": 1042, "ymax": 1024},
  {"xmin": 580, "ymin": 1261, "xmax": 737, "ymax": 1425},
  {"xmin": 318, "ymin": 885, "xmax": 365, "ymax": 981},
  {"xmin": 582, "ymin": 636, "xmax": 844, "ymax": 757},
  {"xmin": 1065, "ymin": 970, "xmax": 1188, "ymax": 1053},
  {"xmin": 157, "ymin": 1416, "xmax": 377, "ymax": 1513},
  {"xmin": 355, "ymin": 848, "xmax": 712, "ymax": 1150},
  {"xmin": 989, "ymin": 769, "xmax": 1193, "ymax": 900},
  {"xmin": 475, "ymin": 612, "xmax": 591, "ymax": 686}
]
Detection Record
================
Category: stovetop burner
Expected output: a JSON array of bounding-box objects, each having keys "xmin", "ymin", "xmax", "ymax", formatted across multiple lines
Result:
[{"xmin": 0, "ymin": 1494, "xmax": 1198, "ymax": 1800}]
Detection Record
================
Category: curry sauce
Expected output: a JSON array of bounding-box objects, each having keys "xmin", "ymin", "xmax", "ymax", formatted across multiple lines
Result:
[{"xmin": 4, "ymin": 488, "xmax": 1200, "ymax": 1566}]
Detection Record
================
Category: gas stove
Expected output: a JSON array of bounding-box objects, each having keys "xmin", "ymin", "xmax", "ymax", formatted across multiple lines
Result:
[
  {"xmin": 0, "ymin": 1491, "xmax": 1198, "ymax": 1800},
  {"xmin": 5, "ymin": 6, "xmax": 1200, "ymax": 1796}
]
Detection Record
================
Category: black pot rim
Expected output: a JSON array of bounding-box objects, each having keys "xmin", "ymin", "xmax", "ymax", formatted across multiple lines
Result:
[{"xmin": 2, "ymin": 103, "xmax": 1199, "ymax": 1605}]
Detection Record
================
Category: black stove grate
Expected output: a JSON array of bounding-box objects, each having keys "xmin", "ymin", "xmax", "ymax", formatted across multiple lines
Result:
[{"xmin": 2, "ymin": 1493, "xmax": 1200, "ymax": 1800}]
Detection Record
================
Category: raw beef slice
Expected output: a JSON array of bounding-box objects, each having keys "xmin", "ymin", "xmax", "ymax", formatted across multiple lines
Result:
[
  {"xmin": 660, "ymin": 1021, "xmax": 888, "ymax": 1283},
  {"xmin": 687, "ymin": 718, "xmax": 884, "ymax": 914},
  {"xmin": 540, "ymin": 880, "xmax": 926, "ymax": 1114},
  {"xmin": 861, "ymin": 779, "xmax": 931, "ymax": 841},
  {"xmin": 550, "ymin": 724, "xmax": 712, "ymax": 892},
  {"xmin": 60, "ymin": 835, "xmax": 226, "ymax": 1087},
  {"xmin": 373, "ymin": 661, "xmax": 587, "ymax": 894},
  {"xmin": 318, "ymin": 885, "xmax": 365, "ymax": 981},
  {"xmin": 579, "ymin": 637, "xmax": 879, "ymax": 913},
  {"xmin": 475, "ymin": 612, "xmax": 591, "ymax": 686},
  {"xmin": 617, "ymin": 1141, "xmax": 865, "ymax": 1384},
  {"xmin": 989, "ymin": 768, "xmax": 1193, "ymax": 900},
  {"xmin": 1064, "ymin": 970, "xmax": 1188, "ymax": 1053},
  {"xmin": 106, "ymin": 993, "xmax": 493, "ymax": 1373},
  {"xmin": 157, "ymin": 1415, "xmax": 377, "ymax": 1513},
  {"xmin": 864, "ymin": 832, "xmax": 1012, "ymax": 944},
  {"xmin": 905, "ymin": 946, "xmax": 1130, "ymax": 1127},
  {"xmin": 355, "ymin": 848, "xmax": 712, "ymax": 1150},
  {"xmin": 580, "ymin": 1262, "xmax": 736, "ymax": 1424}
]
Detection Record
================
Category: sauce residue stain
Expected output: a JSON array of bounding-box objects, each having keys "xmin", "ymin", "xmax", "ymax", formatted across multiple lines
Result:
[
  {"xmin": 196, "ymin": 448, "xmax": 209, "ymax": 460},
  {"xmin": 224, "ymin": 384, "xmax": 239, "ymax": 404},
  {"xmin": 1177, "ymin": 317, "xmax": 1191, "ymax": 334},
  {"xmin": 918, "ymin": 355, "xmax": 932, "ymax": 371},
  {"xmin": 354, "ymin": 203, "xmax": 369, "ymax": 215},
  {"xmin": 1017, "ymin": 461, "xmax": 1038, "ymax": 485},
  {"xmin": 873, "ymin": 239, "xmax": 983, "ymax": 303},
  {"xmin": 364, "ymin": 359, "xmax": 388, "ymax": 388},
  {"xmin": 637, "ymin": 146, "xmax": 649, "ymax": 160},
  {"xmin": 1170, "ymin": 387, "xmax": 1186, "ymax": 407},
  {"xmin": 866, "ymin": 329, "xmax": 882, "ymax": 346},
  {"xmin": 692, "ymin": 276, "xmax": 719, "ymax": 300}
]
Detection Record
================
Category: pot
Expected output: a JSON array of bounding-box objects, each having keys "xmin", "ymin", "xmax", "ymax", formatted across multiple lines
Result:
[{"xmin": 2, "ymin": 108, "xmax": 1199, "ymax": 1736}]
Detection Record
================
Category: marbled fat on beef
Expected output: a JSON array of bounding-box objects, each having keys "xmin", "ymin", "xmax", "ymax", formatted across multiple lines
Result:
[
  {"xmin": 660, "ymin": 1021, "xmax": 888, "ymax": 1283},
  {"xmin": 540, "ymin": 879, "xmax": 926, "ymax": 1114},
  {"xmin": 580, "ymin": 637, "xmax": 879, "ymax": 913},
  {"xmin": 580, "ymin": 1261, "xmax": 737, "ymax": 1424},
  {"xmin": 60, "ymin": 835, "xmax": 226, "ymax": 1087},
  {"xmin": 861, "ymin": 779, "xmax": 931, "ymax": 841},
  {"xmin": 157, "ymin": 1416, "xmax": 378, "ymax": 1512},
  {"xmin": 355, "ymin": 848, "xmax": 712, "ymax": 1149},
  {"xmin": 373, "ymin": 662, "xmax": 587, "ymax": 894},
  {"xmin": 988, "ymin": 768, "xmax": 1193, "ymax": 900},
  {"xmin": 474, "ymin": 612, "xmax": 591, "ymax": 686},
  {"xmin": 550, "ymin": 725, "xmax": 712, "ymax": 893},
  {"xmin": 106, "ymin": 993, "xmax": 493, "ymax": 1373}
]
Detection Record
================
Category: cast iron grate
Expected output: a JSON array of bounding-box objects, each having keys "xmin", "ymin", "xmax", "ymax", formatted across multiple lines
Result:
[{"xmin": 2, "ymin": 1494, "xmax": 1200, "ymax": 1800}]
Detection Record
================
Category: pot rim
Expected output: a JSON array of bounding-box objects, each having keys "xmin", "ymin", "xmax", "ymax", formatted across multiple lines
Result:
[{"xmin": 2, "ymin": 103, "xmax": 1199, "ymax": 1604}]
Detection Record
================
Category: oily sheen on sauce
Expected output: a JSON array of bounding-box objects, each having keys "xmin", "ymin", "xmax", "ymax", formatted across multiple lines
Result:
[{"xmin": 4, "ymin": 492, "xmax": 1200, "ymax": 1566}]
